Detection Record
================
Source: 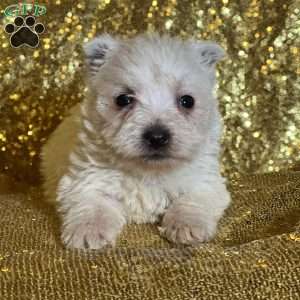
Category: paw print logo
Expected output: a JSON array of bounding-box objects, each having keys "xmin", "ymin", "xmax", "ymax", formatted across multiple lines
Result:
[{"xmin": 4, "ymin": 16, "xmax": 45, "ymax": 48}]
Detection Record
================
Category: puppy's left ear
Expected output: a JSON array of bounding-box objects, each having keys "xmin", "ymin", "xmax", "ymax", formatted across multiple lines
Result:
[
  {"xmin": 84, "ymin": 34, "xmax": 120, "ymax": 77},
  {"xmin": 194, "ymin": 41, "xmax": 225, "ymax": 69}
]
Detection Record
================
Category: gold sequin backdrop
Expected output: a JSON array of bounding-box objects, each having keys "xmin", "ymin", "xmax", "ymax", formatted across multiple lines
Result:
[{"xmin": 0, "ymin": 0, "xmax": 299, "ymax": 184}]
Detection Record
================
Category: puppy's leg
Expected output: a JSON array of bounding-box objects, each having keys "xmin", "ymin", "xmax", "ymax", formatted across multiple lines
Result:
[
  {"xmin": 161, "ymin": 180, "xmax": 230, "ymax": 245},
  {"xmin": 58, "ymin": 169, "xmax": 126, "ymax": 250}
]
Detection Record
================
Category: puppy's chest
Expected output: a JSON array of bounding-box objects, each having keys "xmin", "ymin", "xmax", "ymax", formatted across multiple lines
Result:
[{"xmin": 121, "ymin": 177, "xmax": 170, "ymax": 223}]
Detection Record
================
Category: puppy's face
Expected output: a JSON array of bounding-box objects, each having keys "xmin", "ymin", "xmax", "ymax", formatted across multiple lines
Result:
[{"xmin": 84, "ymin": 34, "xmax": 224, "ymax": 169}]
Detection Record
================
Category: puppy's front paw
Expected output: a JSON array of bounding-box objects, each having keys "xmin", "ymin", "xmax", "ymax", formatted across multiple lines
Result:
[
  {"xmin": 62, "ymin": 213, "xmax": 125, "ymax": 250},
  {"xmin": 160, "ymin": 204, "xmax": 217, "ymax": 245}
]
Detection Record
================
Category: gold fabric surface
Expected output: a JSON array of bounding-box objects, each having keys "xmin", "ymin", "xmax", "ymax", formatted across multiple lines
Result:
[
  {"xmin": 0, "ymin": 0, "xmax": 300, "ymax": 183},
  {"xmin": 0, "ymin": 169, "xmax": 299, "ymax": 299}
]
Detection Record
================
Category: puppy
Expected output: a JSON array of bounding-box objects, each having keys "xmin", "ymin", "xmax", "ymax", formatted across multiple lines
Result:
[{"xmin": 41, "ymin": 33, "xmax": 231, "ymax": 249}]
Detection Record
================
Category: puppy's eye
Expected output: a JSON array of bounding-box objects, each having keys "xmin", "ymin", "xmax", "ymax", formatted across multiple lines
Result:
[
  {"xmin": 115, "ymin": 94, "xmax": 135, "ymax": 108},
  {"xmin": 179, "ymin": 95, "xmax": 195, "ymax": 109}
]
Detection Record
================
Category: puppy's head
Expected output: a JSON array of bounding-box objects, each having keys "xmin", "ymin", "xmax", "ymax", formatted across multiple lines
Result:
[{"xmin": 84, "ymin": 33, "xmax": 224, "ymax": 169}]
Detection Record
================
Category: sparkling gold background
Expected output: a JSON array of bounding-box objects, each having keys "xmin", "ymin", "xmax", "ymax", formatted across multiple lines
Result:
[{"xmin": 0, "ymin": 0, "xmax": 299, "ymax": 183}]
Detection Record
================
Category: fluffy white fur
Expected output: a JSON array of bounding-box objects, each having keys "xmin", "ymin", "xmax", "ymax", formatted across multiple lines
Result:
[{"xmin": 41, "ymin": 33, "xmax": 231, "ymax": 249}]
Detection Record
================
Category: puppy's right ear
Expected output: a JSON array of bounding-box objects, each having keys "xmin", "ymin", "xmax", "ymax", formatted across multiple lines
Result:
[{"xmin": 83, "ymin": 34, "xmax": 119, "ymax": 77}]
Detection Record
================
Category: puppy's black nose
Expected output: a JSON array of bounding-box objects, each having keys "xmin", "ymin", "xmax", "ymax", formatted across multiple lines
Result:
[{"xmin": 143, "ymin": 126, "xmax": 171, "ymax": 150}]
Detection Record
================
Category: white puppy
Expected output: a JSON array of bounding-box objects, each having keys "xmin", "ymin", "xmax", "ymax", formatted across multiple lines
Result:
[{"xmin": 41, "ymin": 33, "xmax": 231, "ymax": 249}]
